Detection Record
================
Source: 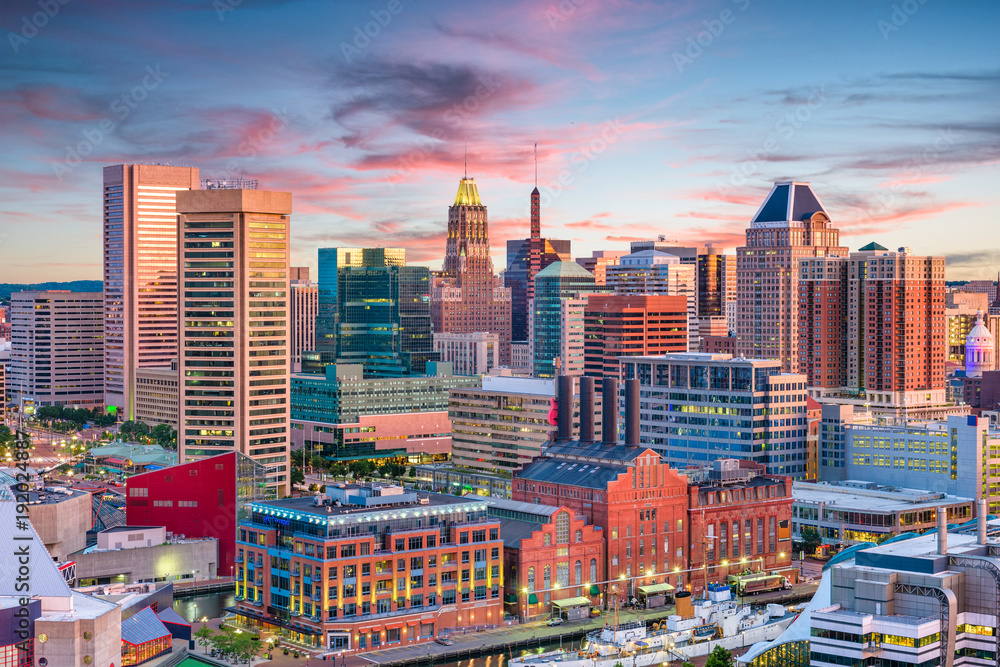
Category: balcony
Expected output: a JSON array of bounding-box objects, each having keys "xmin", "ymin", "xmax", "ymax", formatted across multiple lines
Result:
[
  {"xmin": 311, "ymin": 591, "xmax": 321, "ymax": 602},
  {"xmin": 235, "ymin": 556, "xmax": 244, "ymax": 564},
  {"xmin": 291, "ymin": 610, "xmax": 301, "ymax": 617},
  {"xmin": 252, "ymin": 599, "xmax": 263, "ymax": 607}
]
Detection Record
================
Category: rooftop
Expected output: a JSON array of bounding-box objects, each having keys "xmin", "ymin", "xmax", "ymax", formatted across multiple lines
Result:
[
  {"xmin": 453, "ymin": 177, "xmax": 483, "ymax": 207},
  {"xmin": 792, "ymin": 480, "xmax": 971, "ymax": 512},
  {"xmin": 751, "ymin": 181, "xmax": 827, "ymax": 227},
  {"xmin": 516, "ymin": 456, "xmax": 629, "ymax": 490},
  {"xmin": 536, "ymin": 261, "xmax": 595, "ymax": 280},
  {"xmin": 249, "ymin": 490, "xmax": 488, "ymax": 521}
]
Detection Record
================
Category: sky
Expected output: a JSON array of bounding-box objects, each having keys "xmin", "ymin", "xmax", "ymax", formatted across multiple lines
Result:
[{"xmin": 1, "ymin": 0, "xmax": 998, "ymax": 283}]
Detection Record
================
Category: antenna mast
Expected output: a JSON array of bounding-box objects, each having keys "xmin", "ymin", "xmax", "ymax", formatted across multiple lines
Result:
[{"xmin": 534, "ymin": 143, "xmax": 537, "ymax": 187}]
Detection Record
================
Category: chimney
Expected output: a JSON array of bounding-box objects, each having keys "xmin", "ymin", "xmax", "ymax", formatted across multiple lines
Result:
[
  {"xmin": 602, "ymin": 377, "xmax": 619, "ymax": 445},
  {"xmin": 937, "ymin": 509, "xmax": 947, "ymax": 556},
  {"xmin": 625, "ymin": 378, "xmax": 640, "ymax": 446},
  {"xmin": 557, "ymin": 375, "xmax": 574, "ymax": 442},
  {"xmin": 579, "ymin": 377, "xmax": 595, "ymax": 443},
  {"xmin": 979, "ymin": 498, "xmax": 988, "ymax": 546}
]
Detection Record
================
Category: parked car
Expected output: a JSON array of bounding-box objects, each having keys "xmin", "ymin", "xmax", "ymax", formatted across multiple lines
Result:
[
  {"xmin": 435, "ymin": 637, "xmax": 455, "ymax": 646},
  {"xmin": 547, "ymin": 617, "xmax": 564, "ymax": 626}
]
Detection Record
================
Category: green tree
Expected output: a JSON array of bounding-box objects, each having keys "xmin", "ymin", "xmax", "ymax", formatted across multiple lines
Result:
[
  {"xmin": 231, "ymin": 632, "xmax": 263, "ymax": 663},
  {"xmin": 209, "ymin": 626, "xmax": 235, "ymax": 659},
  {"xmin": 308, "ymin": 483, "xmax": 319, "ymax": 492},
  {"xmin": 290, "ymin": 466, "xmax": 305, "ymax": 486},
  {"xmin": 800, "ymin": 527, "xmax": 823, "ymax": 555},
  {"xmin": 310, "ymin": 454, "xmax": 327, "ymax": 472},
  {"xmin": 408, "ymin": 466, "xmax": 417, "ymax": 479},
  {"xmin": 681, "ymin": 662, "xmax": 695, "ymax": 667},
  {"xmin": 150, "ymin": 423, "xmax": 176, "ymax": 448},
  {"xmin": 194, "ymin": 624, "xmax": 214, "ymax": 653},
  {"xmin": 705, "ymin": 645, "xmax": 733, "ymax": 667}
]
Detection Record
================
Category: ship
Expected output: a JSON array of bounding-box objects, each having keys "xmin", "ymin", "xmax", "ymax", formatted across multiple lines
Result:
[{"xmin": 509, "ymin": 584, "xmax": 798, "ymax": 667}]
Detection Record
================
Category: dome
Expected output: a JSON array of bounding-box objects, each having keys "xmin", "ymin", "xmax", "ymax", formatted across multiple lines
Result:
[{"xmin": 965, "ymin": 310, "xmax": 995, "ymax": 377}]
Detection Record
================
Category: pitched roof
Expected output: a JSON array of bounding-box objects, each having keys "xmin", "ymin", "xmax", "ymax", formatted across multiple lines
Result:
[
  {"xmin": 536, "ymin": 261, "xmax": 594, "ymax": 279},
  {"xmin": 751, "ymin": 181, "xmax": 827, "ymax": 226},
  {"xmin": 156, "ymin": 606, "xmax": 191, "ymax": 626},
  {"xmin": 516, "ymin": 456, "xmax": 628, "ymax": 490},
  {"xmin": 121, "ymin": 605, "xmax": 172, "ymax": 645},
  {"xmin": 858, "ymin": 242, "xmax": 888, "ymax": 251},
  {"xmin": 498, "ymin": 518, "xmax": 544, "ymax": 549},
  {"xmin": 454, "ymin": 177, "xmax": 483, "ymax": 207},
  {"xmin": 0, "ymin": 496, "xmax": 73, "ymax": 599}
]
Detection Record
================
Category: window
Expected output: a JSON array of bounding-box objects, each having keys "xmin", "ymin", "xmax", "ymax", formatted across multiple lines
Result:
[
  {"xmin": 557, "ymin": 512, "xmax": 570, "ymax": 544},
  {"xmin": 409, "ymin": 536, "xmax": 423, "ymax": 550},
  {"xmin": 574, "ymin": 560, "xmax": 582, "ymax": 585},
  {"xmin": 528, "ymin": 567, "xmax": 535, "ymax": 591},
  {"xmin": 544, "ymin": 534, "xmax": 551, "ymax": 546},
  {"xmin": 340, "ymin": 544, "xmax": 355, "ymax": 558},
  {"xmin": 575, "ymin": 529, "xmax": 583, "ymax": 543},
  {"xmin": 590, "ymin": 559, "xmax": 597, "ymax": 583}
]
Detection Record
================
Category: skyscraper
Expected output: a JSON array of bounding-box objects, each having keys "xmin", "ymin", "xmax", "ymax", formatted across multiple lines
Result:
[
  {"xmin": 799, "ymin": 243, "xmax": 947, "ymax": 410},
  {"xmin": 583, "ymin": 294, "xmax": 689, "ymax": 379},
  {"xmin": 10, "ymin": 291, "xmax": 104, "ymax": 409},
  {"xmin": 532, "ymin": 262, "xmax": 603, "ymax": 378},
  {"xmin": 431, "ymin": 177, "xmax": 512, "ymax": 363},
  {"xmin": 736, "ymin": 181, "xmax": 848, "ymax": 371},
  {"xmin": 176, "ymin": 186, "xmax": 291, "ymax": 498},
  {"xmin": 289, "ymin": 267, "xmax": 317, "ymax": 372},
  {"xmin": 607, "ymin": 250, "xmax": 697, "ymax": 351},
  {"xmin": 103, "ymin": 164, "xmax": 199, "ymax": 418},
  {"xmin": 312, "ymin": 247, "xmax": 437, "ymax": 377},
  {"xmin": 505, "ymin": 187, "xmax": 571, "ymax": 344}
]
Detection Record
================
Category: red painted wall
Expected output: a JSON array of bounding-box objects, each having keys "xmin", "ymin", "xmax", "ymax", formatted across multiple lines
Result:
[{"xmin": 126, "ymin": 452, "xmax": 238, "ymax": 577}]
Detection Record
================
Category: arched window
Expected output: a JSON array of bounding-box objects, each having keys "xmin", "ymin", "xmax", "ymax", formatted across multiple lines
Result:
[
  {"xmin": 528, "ymin": 567, "xmax": 535, "ymax": 591},
  {"xmin": 575, "ymin": 560, "xmax": 582, "ymax": 585},
  {"xmin": 544, "ymin": 534, "xmax": 551, "ymax": 546},
  {"xmin": 590, "ymin": 559, "xmax": 597, "ymax": 583},
  {"xmin": 557, "ymin": 512, "xmax": 570, "ymax": 544},
  {"xmin": 543, "ymin": 565, "xmax": 551, "ymax": 589},
  {"xmin": 575, "ymin": 529, "xmax": 583, "ymax": 543}
]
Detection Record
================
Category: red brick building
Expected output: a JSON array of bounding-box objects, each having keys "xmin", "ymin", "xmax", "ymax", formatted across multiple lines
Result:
[
  {"xmin": 486, "ymin": 499, "xmax": 605, "ymax": 620},
  {"xmin": 686, "ymin": 460, "xmax": 793, "ymax": 595},
  {"xmin": 126, "ymin": 451, "xmax": 266, "ymax": 577},
  {"xmin": 583, "ymin": 294, "xmax": 688, "ymax": 379},
  {"xmin": 701, "ymin": 335, "xmax": 736, "ymax": 355},
  {"xmin": 235, "ymin": 486, "xmax": 504, "ymax": 652}
]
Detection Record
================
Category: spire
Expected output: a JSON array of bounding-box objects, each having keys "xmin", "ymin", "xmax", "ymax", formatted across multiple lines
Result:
[
  {"xmin": 534, "ymin": 142, "xmax": 537, "ymax": 188},
  {"xmin": 464, "ymin": 142, "xmax": 467, "ymax": 179}
]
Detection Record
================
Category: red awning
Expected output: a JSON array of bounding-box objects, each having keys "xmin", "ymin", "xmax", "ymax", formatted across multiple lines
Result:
[{"xmin": 102, "ymin": 457, "xmax": 124, "ymax": 464}]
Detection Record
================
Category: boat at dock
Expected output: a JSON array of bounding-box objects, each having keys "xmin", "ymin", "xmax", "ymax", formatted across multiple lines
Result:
[{"xmin": 509, "ymin": 584, "xmax": 797, "ymax": 667}]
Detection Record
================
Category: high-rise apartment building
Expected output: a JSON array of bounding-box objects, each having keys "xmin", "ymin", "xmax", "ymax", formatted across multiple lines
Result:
[
  {"xmin": 505, "ymin": 188, "xmax": 571, "ymax": 343},
  {"xmin": 310, "ymin": 247, "xmax": 437, "ymax": 377},
  {"xmin": 432, "ymin": 332, "xmax": 499, "ymax": 375},
  {"xmin": 736, "ymin": 181, "xmax": 848, "ymax": 371},
  {"xmin": 290, "ymin": 267, "xmax": 317, "ymax": 372},
  {"xmin": 176, "ymin": 187, "xmax": 292, "ymax": 498},
  {"xmin": 799, "ymin": 243, "xmax": 947, "ymax": 410},
  {"xmin": 533, "ymin": 262, "xmax": 603, "ymax": 378},
  {"xmin": 620, "ymin": 353, "xmax": 809, "ymax": 477},
  {"xmin": 9, "ymin": 291, "xmax": 104, "ymax": 408},
  {"xmin": 432, "ymin": 178, "xmax": 513, "ymax": 363},
  {"xmin": 608, "ymin": 250, "xmax": 697, "ymax": 351},
  {"xmin": 583, "ymin": 294, "xmax": 688, "ymax": 379},
  {"xmin": 103, "ymin": 164, "xmax": 199, "ymax": 418}
]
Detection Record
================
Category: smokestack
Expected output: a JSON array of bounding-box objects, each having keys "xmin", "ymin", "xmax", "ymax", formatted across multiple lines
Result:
[
  {"xmin": 625, "ymin": 378, "xmax": 640, "ymax": 446},
  {"xmin": 979, "ymin": 498, "xmax": 988, "ymax": 546},
  {"xmin": 937, "ymin": 509, "xmax": 948, "ymax": 556},
  {"xmin": 579, "ymin": 377, "xmax": 595, "ymax": 443},
  {"xmin": 557, "ymin": 375, "xmax": 574, "ymax": 442},
  {"xmin": 602, "ymin": 377, "xmax": 619, "ymax": 445}
]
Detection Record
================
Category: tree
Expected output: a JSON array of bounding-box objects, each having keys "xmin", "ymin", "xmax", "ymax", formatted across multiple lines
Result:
[
  {"xmin": 408, "ymin": 466, "xmax": 417, "ymax": 479},
  {"xmin": 290, "ymin": 466, "xmax": 305, "ymax": 487},
  {"xmin": 681, "ymin": 662, "xmax": 696, "ymax": 667},
  {"xmin": 232, "ymin": 632, "xmax": 263, "ymax": 664},
  {"xmin": 705, "ymin": 645, "xmax": 733, "ymax": 667},
  {"xmin": 150, "ymin": 423, "xmax": 176, "ymax": 448},
  {"xmin": 194, "ymin": 624, "xmax": 214, "ymax": 653},
  {"xmin": 800, "ymin": 527, "xmax": 823, "ymax": 555}
]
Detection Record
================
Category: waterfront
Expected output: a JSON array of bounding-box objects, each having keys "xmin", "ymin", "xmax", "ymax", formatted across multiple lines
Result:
[{"xmin": 173, "ymin": 590, "xmax": 236, "ymax": 623}]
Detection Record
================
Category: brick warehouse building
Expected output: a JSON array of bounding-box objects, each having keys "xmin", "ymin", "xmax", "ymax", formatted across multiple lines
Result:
[
  {"xmin": 513, "ymin": 377, "xmax": 691, "ymax": 600},
  {"xmin": 233, "ymin": 484, "xmax": 503, "ymax": 653},
  {"xmin": 686, "ymin": 459, "xmax": 794, "ymax": 594},
  {"xmin": 484, "ymin": 498, "xmax": 605, "ymax": 620}
]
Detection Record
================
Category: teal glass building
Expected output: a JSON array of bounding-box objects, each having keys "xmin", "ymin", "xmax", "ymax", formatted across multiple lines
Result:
[{"xmin": 531, "ymin": 261, "xmax": 601, "ymax": 378}]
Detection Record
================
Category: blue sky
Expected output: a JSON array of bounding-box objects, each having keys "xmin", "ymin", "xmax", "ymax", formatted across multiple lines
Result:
[{"xmin": 1, "ymin": 0, "xmax": 997, "ymax": 282}]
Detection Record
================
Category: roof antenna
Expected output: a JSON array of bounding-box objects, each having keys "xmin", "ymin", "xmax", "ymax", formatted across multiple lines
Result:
[
  {"xmin": 464, "ymin": 142, "xmax": 468, "ymax": 179},
  {"xmin": 534, "ymin": 143, "xmax": 537, "ymax": 187}
]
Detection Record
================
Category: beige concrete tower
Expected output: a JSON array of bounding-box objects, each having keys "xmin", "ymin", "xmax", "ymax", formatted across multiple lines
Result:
[
  {"xmin": 103, "ymin": 164, "xmax": 199, "ymax": 418},
  {"xmin": 177, "ymin": 187, "xmax": 292, "ymax": 498}
]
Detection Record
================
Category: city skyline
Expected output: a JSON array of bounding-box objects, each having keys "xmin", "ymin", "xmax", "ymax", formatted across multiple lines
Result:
[{"xmin": 1, "ymin": 0, "xmax": 997, "ymax": 283}]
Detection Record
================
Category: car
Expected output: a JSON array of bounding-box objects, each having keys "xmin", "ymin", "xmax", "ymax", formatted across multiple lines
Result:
[
  {"xmin": 547, "ymin": 617, "xmax": 564, "ymax": 626},
  {"xmin": 435, "ymin": 638, "xmax": 455, "ymax": 646}
]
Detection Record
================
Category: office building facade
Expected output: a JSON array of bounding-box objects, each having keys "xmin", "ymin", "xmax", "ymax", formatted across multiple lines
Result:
[
  {"xmin": 432, "ymin": 332, "xmax": 499, "ymax": 376},
  {"xmin": 583, "ymin": 294, "xmax": 689, "ymax": 379},
  {"xmin": 290, "ymin": 269, "xmax": 318, "ymax": 372},
  {"xmin": 608, "ymin": 251, "xmax": 697, "ymax": 351},
  {"xmin": 103, "ymin": 163, "xmax": 199, "ymax": 417},
  {"xmin": 533, "ymin": 262, "xmax": 602, "ymax": 378},
  {"xmin": 9, "ymin": 291, "xmax": 104, "ymax": 409},
  {"xmin": 134, "ymin": 361, "xmax": 178, "ymax": 427},
  {"xmin": 176, "ymin": 187, "xmax": 292, "ymax": 497},
  {"xmin": 620, "ymin": 354, "xmax": 809, "ymax": 477}
]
